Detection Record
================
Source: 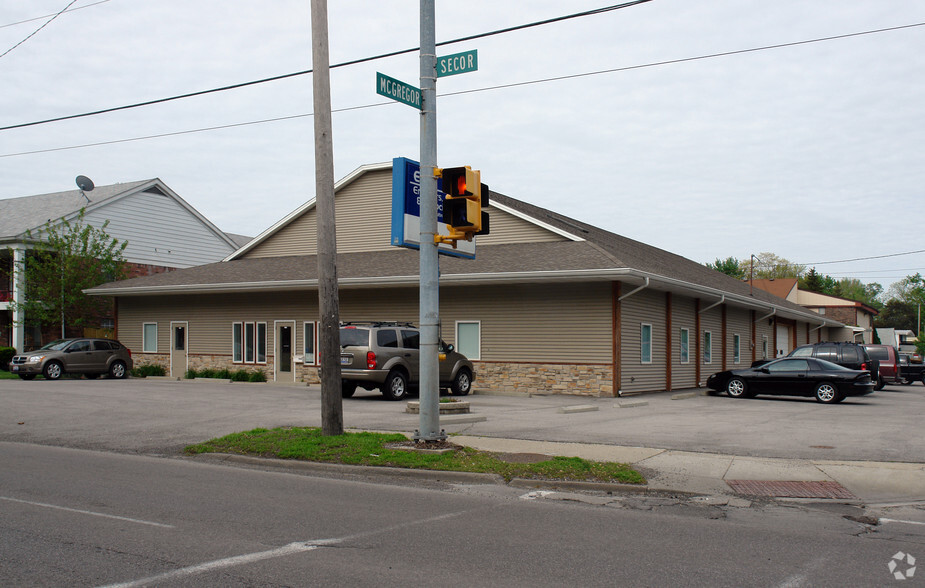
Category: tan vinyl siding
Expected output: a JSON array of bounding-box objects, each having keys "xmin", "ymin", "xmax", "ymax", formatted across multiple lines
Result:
[
  {"xmin": 441, "ymin": 282, "xmax": 611, "ymax": 363},
  {"xmin": 476, "ymin": 206, "xmax": 568, "ymax": 245},
  {"xmin": 796, "ymin": 321, "xmax": 809, "ymax": 345},
  {"xmin": 620, "ymin": 289, "xmax": 667, "ymax": 393},
  {"xmin": 672, "ymin": 295, "xmax": 697, "ymax": 388},
  {"xmin": 755, "ymin": 314, "xmax": 773, "ymax": 360},
  {"xmin": 119, "ymin": 282, "xmax": 611, "ymax": 365},
  {"xmin": 244, "ymin": 170, "xmax": 568, "ymax": 259},
  {"xmin": 727, "ymin": 307, "xmax": 751, "ymax": 367}
]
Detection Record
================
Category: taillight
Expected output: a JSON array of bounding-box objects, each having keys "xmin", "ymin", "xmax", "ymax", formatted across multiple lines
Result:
[
  {"xmin": 860, "ymin": 362, "xmax": 868, "ymax": 371},
  {"xmin": 367, "ymin": 351, "xmax": 377, "ymax": 370}
]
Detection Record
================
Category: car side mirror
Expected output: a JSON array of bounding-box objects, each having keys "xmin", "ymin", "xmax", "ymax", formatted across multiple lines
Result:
[
  {"xmin": 446, "ymin": 344, "xmax": 454, "ymax": 353},
  {"xmin": 760, "ymin": 367, "xmax": 770, "ymax": 374}
]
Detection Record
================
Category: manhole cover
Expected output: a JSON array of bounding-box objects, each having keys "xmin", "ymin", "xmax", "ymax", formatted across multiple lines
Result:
[{"xmin": 726, "ymin": 480, "xmax": 857, "ymax": 499}]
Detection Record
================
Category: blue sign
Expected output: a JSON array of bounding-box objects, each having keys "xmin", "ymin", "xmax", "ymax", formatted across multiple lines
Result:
[{"xmin": 391, "ymin": 157, "xmax": 476, "ymax": 259}]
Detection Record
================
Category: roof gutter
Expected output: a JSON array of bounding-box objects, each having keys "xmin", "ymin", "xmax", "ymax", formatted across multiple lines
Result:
[
  {"xmin": 698, "ymin": 294, "xmax": 725, "ymax": 314},
  {"xmin": 756, "ymin": 308, "xmax": 776, "ymax": 323}
]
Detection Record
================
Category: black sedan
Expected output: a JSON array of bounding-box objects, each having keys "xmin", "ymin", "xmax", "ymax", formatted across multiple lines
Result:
[{"xmin": 706, "ymin": 357, "xmax": 875, "ymax": 404}]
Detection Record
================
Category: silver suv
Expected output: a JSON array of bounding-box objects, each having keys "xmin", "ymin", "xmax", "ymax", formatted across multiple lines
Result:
[
  {"xmin": 8, "ymin": 338, "xmax": 133, "ymax": 380},
  {"xmin": 339, "ymin": 322, "xmax": 475, "ymax": 400}
]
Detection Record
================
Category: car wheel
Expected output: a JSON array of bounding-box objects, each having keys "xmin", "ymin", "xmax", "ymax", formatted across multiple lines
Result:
[
  {"xmin": 874, "ymin": 377, "xmax": 885, "ymax": 391},
  {"xmin": 814, "ymin": 382, "xmax": 841, "ymax": 404},
  {"xmin": 43, "ymin": 361, "xmax": 63, "ymax": 380},
  {"xmin": 381, "ymin": 370, "xmax": 409, "ymax": 401},
  {"xmin": 18, "ymin": 374, "xmax": 36, "ymax": 380},
  {"xmin": 450, "ymin": 369, "xmax": 472, "ymax": 396},
  {"xmin": 341, "ymin": 381, "xmax": 356, "ymax": 398},
  {"xmin": 726, "ymin": 377, "xmax": 748, "ymax": 398},
  {"xmin": 109, "ymin": 361, "xmax": 127, "ymax": 379}
]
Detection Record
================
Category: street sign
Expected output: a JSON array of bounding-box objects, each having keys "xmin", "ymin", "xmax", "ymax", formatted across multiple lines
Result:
[
  {"xmin": 437, "ymin": 49, "xmax": 478, "ymax": 78},
  {"xmin": 376, "ymin": 72, "xmax": 421, "ymax": 110},
  {"xmin": 390, "ymin": 157, "xmax": 476, "ymax": 259}
]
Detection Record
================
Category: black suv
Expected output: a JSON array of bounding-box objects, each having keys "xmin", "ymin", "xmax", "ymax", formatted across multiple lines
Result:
[{"xmin": 788, "ymin": 342, "xmax": 880, "ymax": 384}]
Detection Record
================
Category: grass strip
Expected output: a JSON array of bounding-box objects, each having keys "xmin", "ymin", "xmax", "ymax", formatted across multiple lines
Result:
[{"xmin": 185, "ymin": 426, "xmax": 645, "ymax": 485}]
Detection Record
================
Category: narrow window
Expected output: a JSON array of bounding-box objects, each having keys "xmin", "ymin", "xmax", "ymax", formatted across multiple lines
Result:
[
  {"xmin": 257, "ymin": 322, "xmax": 267, "ymax": 364},
  {"xmin": 456, "ymin": 321, "xmax": 481, "ymax": 360},
  {"xmin": 703, "ymin": 331, "xmax": 712, "ymax": 364},
  {"xmin": 640, "ymin": 324, "xmax": 652, "ymax": 364},
  {"xmin": 762, "ymin": 335, "xmax": 769, "ymax": 359},
  {"xmin": 244, "ymin": 322, "xmax": 255, "ymax": 363},
  {"xmin": 733, "ymin": 334, "xmax": 741, "ymax": 364},
  {"xmin": 233, "ymin": 323, "xmax": 243, "ymax": 363},
  {"xmin": 680, "ymin": 328, "xmax": 689, "ymax": 364},
  {"xmin": 142, "ymin": 323, "xmax": 157, "ymax": 353},
  {"xmin": 303, "ymin": 322, "xmax": 316, "ymax": 365}
]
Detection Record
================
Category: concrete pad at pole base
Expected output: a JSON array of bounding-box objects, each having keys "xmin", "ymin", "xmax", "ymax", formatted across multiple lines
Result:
[
  {"xmin": 814, "ymin": 461, "xmax": 925, "ymax": 504},
  {"xmin": 615, "ymin": 400, "xmax": 648, "ymax": 408},
  {"xmin": 635, "ymin": 450, "xmax": 736, "ymax": 496}
]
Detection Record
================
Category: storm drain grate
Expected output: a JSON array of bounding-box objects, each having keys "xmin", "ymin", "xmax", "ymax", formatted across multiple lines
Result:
[{"xmin": 726, "ymin": 480, "xmax": 857, "ymax": 499}]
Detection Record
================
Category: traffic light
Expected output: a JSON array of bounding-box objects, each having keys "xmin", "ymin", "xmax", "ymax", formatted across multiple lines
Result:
[{"xmin": 437, "ymin": 166, "xmax": 490, "ymax": 244}]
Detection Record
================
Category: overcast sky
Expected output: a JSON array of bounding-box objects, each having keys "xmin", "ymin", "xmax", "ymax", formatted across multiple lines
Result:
[{"xmin": 2, "ymin": 1, "xmax": 923, "ymax": 292}]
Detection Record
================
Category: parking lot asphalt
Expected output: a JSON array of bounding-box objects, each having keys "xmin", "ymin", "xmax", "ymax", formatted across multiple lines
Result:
[{"xmin": 1, "ymin": 377, "xmax": 923, "ymax": 503}]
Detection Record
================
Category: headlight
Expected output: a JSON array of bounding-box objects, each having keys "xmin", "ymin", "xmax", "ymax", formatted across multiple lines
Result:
[{"xmin": 28, "ymin": 355, "xmax": 45, "ymax": 363}]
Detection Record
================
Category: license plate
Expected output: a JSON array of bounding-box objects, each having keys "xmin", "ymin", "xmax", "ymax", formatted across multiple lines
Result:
[
  {"xmin": 340, "ymin": 356, "xmax": 350, "ymax": 366},
  {"xmin": 11, "ymin": 365, "xmax": 19, "ymax": 372}
]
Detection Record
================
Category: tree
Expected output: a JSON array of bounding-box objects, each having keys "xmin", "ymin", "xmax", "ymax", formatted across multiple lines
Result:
[
  {"xmin": 799, "ymin": 267, "xmax": 837, "ymax": 295},
  {"xmin": 12, "ymin": 210, "xmax": 127, "ymax": 338},
  {"xmin": 833, "ymin": 278, "xmax": 883, "ymax": 311},
  {"xmin": 737, "ymin": 252, "xmax": 805, "ymax": 280},
  {"xmin": 705, "ymin": 256, "xmax": 745, "ymax": 279},
  {"xmin": 873, "ymin": 299, "xmax": 918, "ymax": 332}
]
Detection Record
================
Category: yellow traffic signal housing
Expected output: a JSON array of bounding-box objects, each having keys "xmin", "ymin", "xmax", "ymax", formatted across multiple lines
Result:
[{"xmin": 437, "ymin": 166, "xmax": 489, "ymax": 244}]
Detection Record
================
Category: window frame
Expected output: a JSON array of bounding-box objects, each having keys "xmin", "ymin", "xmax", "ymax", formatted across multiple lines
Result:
[
  {"xmin": 142, "ymin": 322, "xmax": 158, "ymax": 353},
  {"xmin": 762, "ymin": 335, "xmax": 769, "ymax": 359},
  {"xmin": 703, "ymin": 331, "xmax": 713, "ymax": 364},
  {"xmin": 244, "ymin": 322, "xmax": 256, "ymax": 363},
  {"xmin": 640, "ymin": 323, "xmax": 653, "ymax": 364},
  {"xmin": 679, "ymin": 328, "xmax": 689, "ymax": 364},
  {"xmin": 256, "ymin": 322, "xmax": 267, "ymax": 364},
  {"xmin": 232, "ymin": 322, "xmax": 243, "ymax": 363},
  {"xmin": 303, "ymin": 321, "xmax": 317, "ymax": 365},
  {"xmin": 455, "ymin": 320, "xmax": 481, "ymax": 361},
  {"xmin": 733, "ymin": 334, "xmax": 741, "ymax": 364}
]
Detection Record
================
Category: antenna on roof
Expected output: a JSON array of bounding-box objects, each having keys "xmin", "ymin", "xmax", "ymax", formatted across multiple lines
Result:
[{"xmin": 75, "ymin": 175, "xmax": 94, "ymax": 204}]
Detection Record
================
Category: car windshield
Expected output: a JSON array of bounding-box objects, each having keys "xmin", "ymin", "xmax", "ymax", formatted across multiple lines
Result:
[
  {"xmin": 814, "ymin": 358, "xmax": 854, "ymax": 371},
  {"xmin": 39, "ymin": 340, "xmax": 69, "ymax": 351},
  {"xmin": 339, "ymin": 327, "xmax": 370, "ymax": 347}
]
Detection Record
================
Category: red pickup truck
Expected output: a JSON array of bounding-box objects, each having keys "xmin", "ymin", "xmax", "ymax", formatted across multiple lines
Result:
[{"xmin": 862, "ymin": 344, "xmax": 901, "ymax": 390}]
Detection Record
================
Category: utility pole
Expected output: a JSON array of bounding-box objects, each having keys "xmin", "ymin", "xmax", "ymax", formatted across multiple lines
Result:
[
  {"xmin": 311, "ymin": 0, "xmax": 344, "ymax": 436},
  {"xmin": 415, "ymin": 0, "xmax": 444, "ymax": 442}
]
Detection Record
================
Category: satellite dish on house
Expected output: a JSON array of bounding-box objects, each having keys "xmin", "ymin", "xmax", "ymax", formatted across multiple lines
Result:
[{"xmin": 76, "ymin": 175, "xmax": 95, "ymax": 192}]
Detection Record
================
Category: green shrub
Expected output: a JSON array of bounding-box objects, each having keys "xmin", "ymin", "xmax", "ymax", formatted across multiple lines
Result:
[
  {"xmin": 0, "ymin": 347, "xmax": 15, "ymax": 371},
  {"xmin": 185, "ymin": 368, "xmax": 198, "ymax": 379},
  {"xmin": 248, "ymin": 370, "xmax": 267, "ymax": 383},
  {"xmin": 131, "ymin": 364, "xmax": 166, "ymax": 378},
  {"xmin": 197, "ymin": 368, "xmax": 218, "ymax": 379},
  {"xmin": 215, "ymin": 368, "xmax": 232, "ymax": 379},
  {"xmin": 231, "ymin": 369, "xmax": 250, "ymax": 382}
]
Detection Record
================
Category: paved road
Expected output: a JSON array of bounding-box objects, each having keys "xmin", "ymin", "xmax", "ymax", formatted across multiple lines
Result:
[
  {"xmin": 1, "ymin": 442, "xmax": 914, "ymax": 587},
  {"xmin": 1, "ymin": 378, "xmax": 923, "ymax": 463}
]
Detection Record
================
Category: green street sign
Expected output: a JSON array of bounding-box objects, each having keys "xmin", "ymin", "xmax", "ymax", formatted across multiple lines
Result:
[
  {"xmin": 437, "ymin": 49, "xmax": 478, "ymax": 78},
  {"xmin": 376, "ymin": 72, "xmax": 421, "ymax": 110}
]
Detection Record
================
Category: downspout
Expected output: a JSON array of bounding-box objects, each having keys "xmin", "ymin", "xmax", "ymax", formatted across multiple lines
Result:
[
  {"xmin": 618, "ymin": 277, "xmax": 649, "ymax": 301},
  {"xmin": 698, "ymin": 294, "xmax": 725, "ymax": 314},
  {"xmin": 756, "ymin": 308, "xmax": 776, "ymax": 323}
]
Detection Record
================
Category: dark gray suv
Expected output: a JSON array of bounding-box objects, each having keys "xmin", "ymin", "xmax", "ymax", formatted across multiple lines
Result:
[{"xmin": 339, "ymin": 322, "xmax": 475, "ymax": 400}]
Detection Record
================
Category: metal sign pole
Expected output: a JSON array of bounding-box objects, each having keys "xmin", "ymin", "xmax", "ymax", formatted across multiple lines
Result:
[{"xmin": 415, "ymin": 0, "xmax": 443, "ymax": 442}]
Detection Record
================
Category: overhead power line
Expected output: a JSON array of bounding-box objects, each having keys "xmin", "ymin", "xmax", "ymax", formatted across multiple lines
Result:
[
  {"xmin": 803, "ymin": 249, "xmax": 925, "ymax": 266},
  {"xmin": 0, "ymin": 0, "xmax": 651, "ymax": 132},
  {"xmin": 2, "ymin": 19, "xmax": 923, "ymax": 159},
  {"xmin": 0, "ymin": 0, "xmax": 113, "ymax": 29},
  {"xmin": 0, "ymin": 0, "xmax": 80, "ymax": 60}
]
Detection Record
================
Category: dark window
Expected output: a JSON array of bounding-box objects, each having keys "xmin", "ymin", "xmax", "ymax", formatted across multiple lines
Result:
[
  {"xmin": 767, "ymin": 359, "xmax": 809, "ymax": 372},
  {"xmin": 866, "ymin": 347, "xmax": 889, "ymax": 361},
  {"xmin": 93, "ymin": 340, "xmax": 113, "ymax": 351},
  {"xmin": 401, "ymin": 330, "xmax": 420, "ymax": 349},
  {"xmin": 840, "ymin": 347, "xmax": 860, "ymax": 363},
  {"xmin": 340, "ymin": 328, "xmax": 370, "ymax": 347},
  {"xmin": 815, "ymin": 345, "xmax": 837, "ymax": 361},
  {"xmin": 377, "ymin": 329, "xmax": 399, "ymax": 348},
  {"xmin": 174, "ymin": 327, "xmax": 185, "ymax": 351},
  {"xmin": 68, "ymin": 340, "xmax": 91, "ymax": 352}
]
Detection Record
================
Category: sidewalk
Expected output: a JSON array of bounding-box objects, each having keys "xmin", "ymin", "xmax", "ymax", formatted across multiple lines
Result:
[{"xmin": 448, "ymin": 435, "xmax": 925, "ymax": 505}]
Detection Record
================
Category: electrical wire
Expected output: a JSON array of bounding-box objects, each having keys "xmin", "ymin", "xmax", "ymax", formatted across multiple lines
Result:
[
  {"xmin": 0, "ymin": 0, "xmax": 80, "ymax": 60},
  {"xmin": 0, "ymin": 0, "xmax": 113, "ymax": 29},
  {"xmin": 0, "ymin": 0, "xmax": 651, "ymax": 132},
  {"xmin": 803, "ymin": 250, "xmax": 925, "ymax": 266},
  {"xmin": 2, "ymin": 19, "xmax": 923, "ymax": 159}
]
